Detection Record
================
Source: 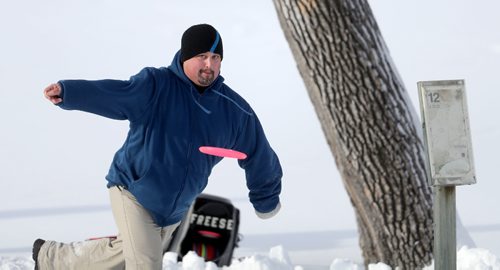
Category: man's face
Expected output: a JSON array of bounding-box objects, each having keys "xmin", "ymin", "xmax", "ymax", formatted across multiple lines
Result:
[{"xmin": 183, "ymin": 52, "xmax": 221, "ymax": 87}]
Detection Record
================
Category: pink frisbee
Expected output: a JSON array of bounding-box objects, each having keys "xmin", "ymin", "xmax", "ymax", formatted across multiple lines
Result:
[
  {"xmin": 199, "ymin": 146, "xmax": 247, "ymax": 160},
  {"xmin": 197, "ymin": 230, "xmax": 222, "ymax": 239}
]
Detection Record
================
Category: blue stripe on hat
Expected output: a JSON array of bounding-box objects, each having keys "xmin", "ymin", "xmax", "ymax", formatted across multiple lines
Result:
[{"xmin": 210, "ymin": 32, "xmax": 220, "ymax": 53}]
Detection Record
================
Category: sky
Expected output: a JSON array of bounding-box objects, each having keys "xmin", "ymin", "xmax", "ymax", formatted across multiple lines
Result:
[{"xmin": 0, "ymin": 0, "xmax": 499, "ymax": 269}]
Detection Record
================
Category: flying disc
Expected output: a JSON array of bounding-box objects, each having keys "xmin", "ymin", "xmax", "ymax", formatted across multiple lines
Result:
[
  {"xmin": 199, "ymin": 146, "xmax": 247, "ymax": 159},
  {"xmin": 197, "ymin": 230, "xmax": 222, "ymax": 239}
]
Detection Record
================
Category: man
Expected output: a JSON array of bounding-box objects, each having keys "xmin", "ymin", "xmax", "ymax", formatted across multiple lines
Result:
[{"xmin": 34, "ymin": 24, "xmax": 282, "ymax": 270}]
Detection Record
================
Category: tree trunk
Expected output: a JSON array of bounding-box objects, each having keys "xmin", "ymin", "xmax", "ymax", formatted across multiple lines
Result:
[{"xmin": 272, "ymin": 0, "xmax": 434, "ymax": 268}]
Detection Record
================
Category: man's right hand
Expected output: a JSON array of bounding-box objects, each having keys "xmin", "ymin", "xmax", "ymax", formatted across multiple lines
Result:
[{"xmin": 44, "ymin": 83, "xmax": 63, "ymax": 105}]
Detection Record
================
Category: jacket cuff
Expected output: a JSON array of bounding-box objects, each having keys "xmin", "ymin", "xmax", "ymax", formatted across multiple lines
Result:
[
  {"xmin": 56, "ymin": 81, "xmax": 65, "ymax": 107},
  {"xmin": 255, "ymin": 202, "xmax": 281, "ymax": 219}
]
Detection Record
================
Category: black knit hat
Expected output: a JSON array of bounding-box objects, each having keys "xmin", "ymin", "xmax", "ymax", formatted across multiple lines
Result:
[{"xmin": 180, "ymin": 24, "xmax": 223, "ymax": 63}]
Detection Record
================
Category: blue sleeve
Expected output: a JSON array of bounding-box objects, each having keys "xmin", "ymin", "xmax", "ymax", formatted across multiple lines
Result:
[
  {"xmin": 57, "ymin": 67, "xmax": 157, "ymax": 121},
  {"xmin": 236, "ymin": 113, "xmax": 283, "ymax": 214}
]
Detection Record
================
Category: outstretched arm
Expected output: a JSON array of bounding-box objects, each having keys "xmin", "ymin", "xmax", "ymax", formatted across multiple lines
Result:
[
  {"xmin": 43, "ymin": 83, "xmax": 63, "ymax": 105},
  {"xmin": 41, "ymin": 68, "xmax": 158, "ymax": 121}
]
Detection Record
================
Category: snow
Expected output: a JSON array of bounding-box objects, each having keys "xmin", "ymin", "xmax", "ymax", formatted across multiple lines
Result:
[
  {"xmin": 456, "ymin": 246, "xmax": 500, "ymax": 270},
  {"xmin": 1, "ymin": 0, "xmax": 500, "ymax": 269},
  {"xmin": 1, "ymin": 245, "xmax": 499, "ymax": 269}
]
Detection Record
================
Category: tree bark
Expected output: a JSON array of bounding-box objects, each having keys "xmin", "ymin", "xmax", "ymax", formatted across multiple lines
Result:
[{"xmin": 272, "ymin": 0, "xmax": 434, "ymax": 268}]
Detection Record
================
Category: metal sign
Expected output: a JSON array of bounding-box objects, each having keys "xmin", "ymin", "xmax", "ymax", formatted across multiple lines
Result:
[{"xmin": 418, "ymin": 80, "xmax": 476, "ymax": 186}]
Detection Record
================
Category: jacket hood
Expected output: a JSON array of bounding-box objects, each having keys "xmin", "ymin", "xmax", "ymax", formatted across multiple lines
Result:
[
  {"xmin": 168, "ymin": 50, "xmax": 224, "ymax": 91},
  {"xmin": 167, "ymin": 50, "xmax": 227, "ymax": 114}
]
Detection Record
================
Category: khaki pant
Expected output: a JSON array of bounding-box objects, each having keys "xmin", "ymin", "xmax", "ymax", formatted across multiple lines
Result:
[{"xmin": 37, "ymin": 186, "xmax": 180, "ymax": 270}]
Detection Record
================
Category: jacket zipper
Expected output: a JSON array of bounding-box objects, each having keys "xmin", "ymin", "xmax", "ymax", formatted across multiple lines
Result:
[
  {"xmin": 170, "ymin": 92, "xmax": 196, "ymax": 216},
  {"xmin": 171, "ymin": 142, "xmax": 191, "ymax": 216}
]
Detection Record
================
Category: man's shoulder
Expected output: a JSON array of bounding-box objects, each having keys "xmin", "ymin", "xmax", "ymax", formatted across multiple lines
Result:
[
  {"xmin": 218, "ymin": 83, "xmax": 254, "ymax": 115},
  {"xmin": 219, "ymin": 83, "xmax": 242, "ymax": 99},
  {"xmin": 135, "ymin": 67, "xmax": 178, "ymax": 84},
  {"xmin": 140, "ymin": 66, "xmax": 171, "ymax": 76}
]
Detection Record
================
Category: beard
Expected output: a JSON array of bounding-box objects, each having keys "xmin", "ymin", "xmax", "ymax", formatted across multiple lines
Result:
[{"xmin": 196, "ymin": 68, "xmax": 216, "ymax": 86}]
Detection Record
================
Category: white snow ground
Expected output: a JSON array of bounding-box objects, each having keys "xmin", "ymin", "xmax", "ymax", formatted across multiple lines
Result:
[
  {"xmin": 0, "ymin": 245, "xmax": 499, "ymax": 269},
  {"xmin": 1, "ymin": 0, "xmax": 500, "ymax": 269}
]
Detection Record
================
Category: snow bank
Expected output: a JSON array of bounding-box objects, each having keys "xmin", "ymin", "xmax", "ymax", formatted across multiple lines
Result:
[
  {"xmin": 328, "ymin": 246, "xmax": 500, "ymax": 270},
  {"xmin": 422, "ymin": 246, "xmax": 500, "ymax": 270},
  {"xmin": 329, "ymin": 259, "xmax": 392, "ymax": 270},
  {"xmin": 0, "ymin": 256, "xmax": 34, "ymax": 270},
  {"xmin": 1, "ymin": 245, "xmax": 499, "ymax": 270},
  {"xmin": 457, "ymin": 246, "xmax": 500, "ymax": 269},
  {"xmin": 162, "ymin": 245, "xmax": 300, "ymax": 270},
  {"xmin": 330, "ymin": 258, "xmax": 360, "ymax": 270}
]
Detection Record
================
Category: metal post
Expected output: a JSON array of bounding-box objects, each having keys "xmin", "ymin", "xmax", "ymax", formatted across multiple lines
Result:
[{"xmin": 434, "ymin": 186, "xmax": 456, "ymax": 270}]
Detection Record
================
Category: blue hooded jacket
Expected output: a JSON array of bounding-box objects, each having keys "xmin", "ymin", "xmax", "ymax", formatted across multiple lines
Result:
[{"xmin": 57, "ymin": 51, "xmax": 282, "ymax": 226}]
